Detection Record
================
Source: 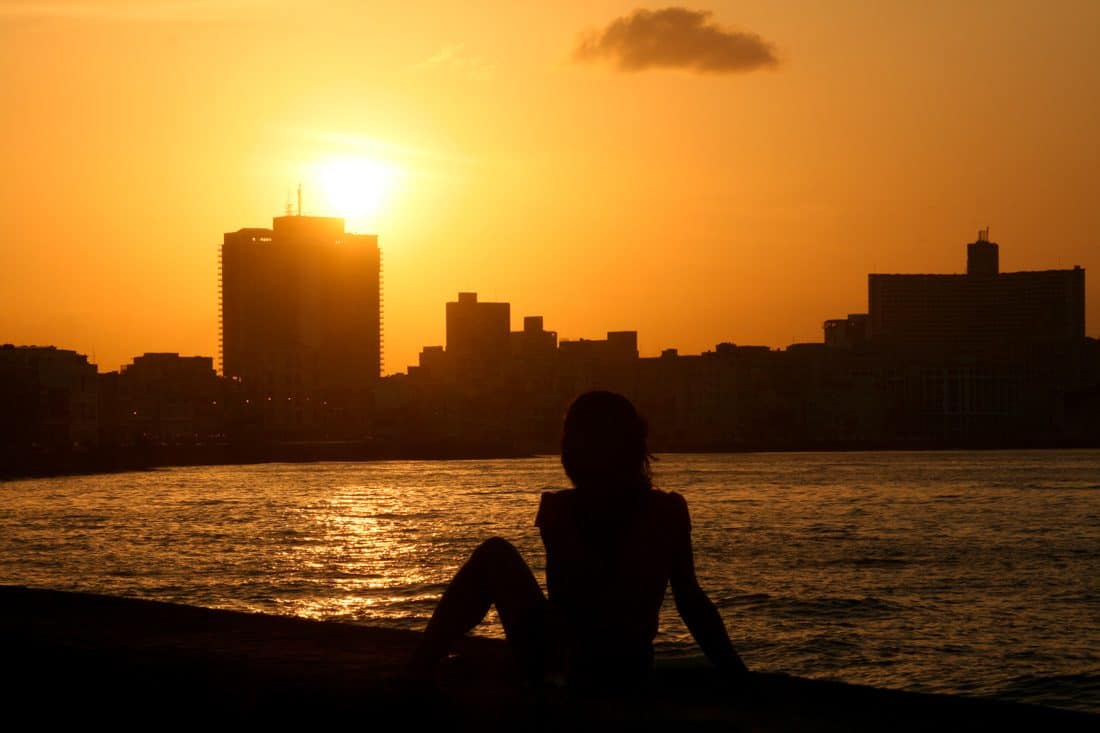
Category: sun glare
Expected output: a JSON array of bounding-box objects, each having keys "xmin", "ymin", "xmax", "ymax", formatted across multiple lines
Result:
[{"xmin": 310, "ymin": 157, "xmax": 399, "ymax": 232}]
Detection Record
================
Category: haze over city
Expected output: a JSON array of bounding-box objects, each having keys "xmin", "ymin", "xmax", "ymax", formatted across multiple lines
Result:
[{"xmin": 3, "ymin": 0, "xmax": 1098, "ymax": 374}]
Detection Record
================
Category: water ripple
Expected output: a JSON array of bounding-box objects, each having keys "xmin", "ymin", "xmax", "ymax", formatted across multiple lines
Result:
[{"xmin": 2, "ymin": 449, "xmax": 1099, "ymax": 713}]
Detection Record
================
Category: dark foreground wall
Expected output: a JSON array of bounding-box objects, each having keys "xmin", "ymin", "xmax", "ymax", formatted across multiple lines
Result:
[{"xmin": 2, "ymin": 586, "xmax": 1095, "ymax": 730}]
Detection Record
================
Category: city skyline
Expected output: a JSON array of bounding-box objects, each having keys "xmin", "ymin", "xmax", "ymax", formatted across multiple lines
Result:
[
  {"xmin": 3, "ymin": 2, "xmax": 1099, "ymax": 372},
  {"xmin": 6, "ymin": 225, "xmax": 1090, "ymax": 378},
  {"xmin": 4, "ymin": 231, "xmax": 1094, "ymax": 463},
  {"xmin": 8, "ymin": 213, "xmax": 1098, "ymax": 376}
]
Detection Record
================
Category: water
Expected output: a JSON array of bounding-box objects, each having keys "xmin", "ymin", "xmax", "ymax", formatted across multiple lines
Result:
[{"xmin": 3, "ymin": 451, "xmax": 1099, "ymax": 713}]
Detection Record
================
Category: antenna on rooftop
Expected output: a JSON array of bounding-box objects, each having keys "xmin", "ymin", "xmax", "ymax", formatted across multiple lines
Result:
[
  {"xmin": 297, "ymin": 183, "xmax": 302, "ymax": 216},
  {"xmin": 285, "ymin": 190, "xmax": 293, "ymax": 217}
]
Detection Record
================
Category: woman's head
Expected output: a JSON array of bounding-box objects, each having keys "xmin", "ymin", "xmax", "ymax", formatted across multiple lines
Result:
[{"xmin": 561, "ymin": 391, "xmax": 652, "ymax": 499}]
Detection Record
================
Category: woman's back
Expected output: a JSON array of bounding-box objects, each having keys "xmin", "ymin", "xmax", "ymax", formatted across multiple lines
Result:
[{"xmin": 536, "ymin": 487, "xmax": 692, "ymax": 682}]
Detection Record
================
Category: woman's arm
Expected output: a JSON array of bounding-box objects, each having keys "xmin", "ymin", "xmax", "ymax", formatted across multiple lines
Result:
[{"xmin": 669, "ymin": 508, "xmax": 748, "ymax": 675}]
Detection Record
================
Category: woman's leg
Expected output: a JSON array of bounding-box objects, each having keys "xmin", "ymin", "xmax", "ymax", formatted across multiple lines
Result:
[{"xmin": 411, "ymin": 537, "xmax": 547, "ymax": 680}]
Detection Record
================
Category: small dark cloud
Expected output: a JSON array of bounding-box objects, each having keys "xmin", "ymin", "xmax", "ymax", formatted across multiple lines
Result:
[{"xmin": 574, "ymin": 7, "xmax": 778, "ymax": 74}]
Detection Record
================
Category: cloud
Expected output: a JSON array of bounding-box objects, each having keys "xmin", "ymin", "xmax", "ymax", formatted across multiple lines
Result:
[{"xmin": 574, "ymin": 7, "xmax": 778, "ymax": 74}]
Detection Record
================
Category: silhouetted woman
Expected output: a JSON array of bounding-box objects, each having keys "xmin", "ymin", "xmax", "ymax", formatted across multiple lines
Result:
[{"xmin": 410, "ymin": 391, "xmax": 748, "ymax": 689}]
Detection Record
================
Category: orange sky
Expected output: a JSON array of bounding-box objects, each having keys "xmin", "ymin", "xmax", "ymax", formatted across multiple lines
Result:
[{"xmin": 2, "ymin": 1, "xmax": 1098, "ymax": 374}]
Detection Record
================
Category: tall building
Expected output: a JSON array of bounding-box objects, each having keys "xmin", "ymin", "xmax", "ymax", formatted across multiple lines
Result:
[
  {"xmin": 445, "ymin": 292, "xmax": 510, "ymax": 376},
  {"xmin": 220, "ymin": 214, "xmax": 381, "ymax": 428},
  {"xmin": 868, "ymin": 233, "xmax": 1085, "ymax": 353}
]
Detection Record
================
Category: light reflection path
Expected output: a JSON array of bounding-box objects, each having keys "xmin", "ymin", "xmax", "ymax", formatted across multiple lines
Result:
[{"xmin": 2, "ymin": 451, "xmax": 1099, "ymax": 712}]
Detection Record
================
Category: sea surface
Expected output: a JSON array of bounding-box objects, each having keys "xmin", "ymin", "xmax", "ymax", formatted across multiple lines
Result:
[{"xmin": 3, "ymin": 451, "xmax": 1099, "ymax": 713}]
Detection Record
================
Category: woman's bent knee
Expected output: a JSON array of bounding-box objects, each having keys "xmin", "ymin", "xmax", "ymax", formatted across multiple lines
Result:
[{"xmin": 475, "ymin": 536, "xmax": 518, "ymax": 560}]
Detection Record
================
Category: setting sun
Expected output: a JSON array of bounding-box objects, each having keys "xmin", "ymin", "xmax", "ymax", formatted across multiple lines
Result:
[{"xmin": 309, "ymin": 157, "xmax": 399, "ymax": 232}]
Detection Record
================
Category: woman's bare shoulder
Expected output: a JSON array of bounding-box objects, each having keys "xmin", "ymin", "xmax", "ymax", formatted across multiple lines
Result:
[
  {"xmin": 646, "ymin": 488, "xmax": 691, "ymax": 531},
  {"xmin": 647, "ymin": 487, "xmax": 689, "ymax": 507},
  {"xmin": 539, "ymin": 488, "xmax": 577, "ymax": 504},
  {"xmin": 536, "ymin": 488, "xmax": 577, "ymax": 527}
]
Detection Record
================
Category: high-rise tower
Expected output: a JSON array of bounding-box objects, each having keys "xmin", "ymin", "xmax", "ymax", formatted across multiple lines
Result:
[{"xmin": 220, "ymin": 214, "xmax": 381, "ymax": 429}]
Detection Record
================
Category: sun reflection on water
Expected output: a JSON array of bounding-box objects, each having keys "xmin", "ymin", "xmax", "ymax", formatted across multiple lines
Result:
[{"xmin": 3, "ymin": 453, "xmax": 1100, "ymax": 712}]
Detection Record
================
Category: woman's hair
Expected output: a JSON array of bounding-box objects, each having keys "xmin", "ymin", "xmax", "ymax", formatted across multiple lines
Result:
[{"xmin": 561, "ymin": 391, "xmax": 652, "ymax": 498}]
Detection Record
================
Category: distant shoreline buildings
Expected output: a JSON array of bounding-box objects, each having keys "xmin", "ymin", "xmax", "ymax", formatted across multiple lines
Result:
[
  {"xmin": 2, "ymin": 228, "xmax": 1098, "ymax": 474},
  {"xmin": 866, "ymin": 230, "xmax": 1085, "ymax": 353}
]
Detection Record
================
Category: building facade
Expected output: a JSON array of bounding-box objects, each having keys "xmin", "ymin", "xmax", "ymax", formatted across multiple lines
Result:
[
  {"xmin": 444, "ymin": 292, "xmax": 511, "ymax": 378},
  {"xmin": 868, "ymin": 235, "xmax": 1085, "ymax": 354},
  {"xmin": 104, "ymin": 353, "xmax": 226, "ymax": 445},
  {"xmin": 0, "ymin": 344, "xmax": 98, "ymax": 447},
  {"xmin": 220, "ymin": 215, "xmax": 381, "ymax": 432}
]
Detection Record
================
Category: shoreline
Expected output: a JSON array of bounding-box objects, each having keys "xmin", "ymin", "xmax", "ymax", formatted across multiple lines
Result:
[
  {"xmin": 5, "ymin": 441, "xmax": 1100, "ymax": 481},
  {"xmin": 3, "ymin": 586, "xmax": 1096, "ymax": 728}
]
